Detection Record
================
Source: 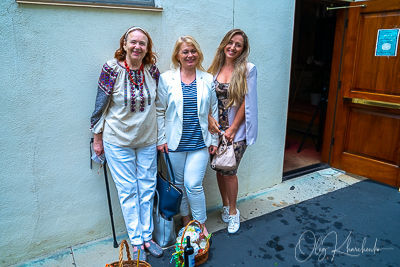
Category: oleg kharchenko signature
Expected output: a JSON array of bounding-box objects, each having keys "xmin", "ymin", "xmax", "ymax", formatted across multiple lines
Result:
[{"xmin": 295, "ymin": 230, "xmax": 394, "ymax": 262}]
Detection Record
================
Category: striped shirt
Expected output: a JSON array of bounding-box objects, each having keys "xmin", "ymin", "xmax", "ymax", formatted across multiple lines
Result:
[{"xmin": 173, "ymin": 79, "xmax": 206, "ymax": 152}]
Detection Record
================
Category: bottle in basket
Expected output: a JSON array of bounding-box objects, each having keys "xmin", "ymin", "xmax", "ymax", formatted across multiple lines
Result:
[{"xmin": 184, "ymin": 236, "xmax": 195, "ymax": 267}]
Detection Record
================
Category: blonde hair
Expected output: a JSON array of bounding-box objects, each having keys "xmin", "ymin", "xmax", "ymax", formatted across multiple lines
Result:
[
  {"xmin": 171, "ymin": 35, "xmax": 206, "ymax": 71},
  {"xmin": 208, "ymin": 29, "xmax": 250, "ymax": 108}
]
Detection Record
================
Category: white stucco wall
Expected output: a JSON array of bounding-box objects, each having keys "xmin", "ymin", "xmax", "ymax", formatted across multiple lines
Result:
[{"xmin": 0, "ymin": 0, "xmax": 295, "ymax": 265}]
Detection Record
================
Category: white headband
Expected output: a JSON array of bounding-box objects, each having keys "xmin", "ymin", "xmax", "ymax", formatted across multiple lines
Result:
[{"xmin": 124, "ymin": 26, "xmax": 149, "ymax": 40}]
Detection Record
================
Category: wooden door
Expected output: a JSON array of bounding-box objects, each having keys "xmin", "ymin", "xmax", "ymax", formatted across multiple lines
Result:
[{"xmin": 322, "ymin": 0, "xmax": 400, "ymax": 187}]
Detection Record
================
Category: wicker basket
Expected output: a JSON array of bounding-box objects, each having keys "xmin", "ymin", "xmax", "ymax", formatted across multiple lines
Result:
[
  {"xmin": 106, "ymin": 239, "xmax": 151, "ymax": 267},
  {"xmin": 178, "ymin": 220, "xmax": 210, "ymax": 266}
]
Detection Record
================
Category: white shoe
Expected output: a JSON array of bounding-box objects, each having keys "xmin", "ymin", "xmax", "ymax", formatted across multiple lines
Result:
[
  {"xmin": 228, "ymin": 209, "xmax": 240, "ymax": 233},
  {"xmin": 221, "ymin": 206, "xmax": 229, "ymax": 223}
]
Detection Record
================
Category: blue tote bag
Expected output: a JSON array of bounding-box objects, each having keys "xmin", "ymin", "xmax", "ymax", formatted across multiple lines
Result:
[{"xmin": 156, "ymin": 152, "xmax": 183, "ymax": 220}]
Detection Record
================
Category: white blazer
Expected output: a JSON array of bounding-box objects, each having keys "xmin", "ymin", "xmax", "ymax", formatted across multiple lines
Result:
[{"xmin": 156, "ymin": 68, "xmax": 218, "ymax": 151}]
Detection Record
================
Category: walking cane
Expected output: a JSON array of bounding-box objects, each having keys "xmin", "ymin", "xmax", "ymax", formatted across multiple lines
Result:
[
  {"xmin": 103, "ymin": 160, "xmax": 119, "ymax": 248},
  {"xmin": 90, "ymin": 139, "xmax": 118, "ymax": 248}
]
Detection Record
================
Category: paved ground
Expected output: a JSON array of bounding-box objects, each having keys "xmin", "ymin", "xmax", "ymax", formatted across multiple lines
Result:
[
  {"xmin": 11, "ymin": 170, "xmax": 400, "ymax": 267},
  {"xmin": 147, "ymin": 179, "xmax": 400, "ymax": 267}
]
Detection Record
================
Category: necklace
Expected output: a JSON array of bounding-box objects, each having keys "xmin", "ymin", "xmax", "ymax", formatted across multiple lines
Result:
[{"xmin": 124, "ymin": 61, "xmax": 150, "ymax": 112}]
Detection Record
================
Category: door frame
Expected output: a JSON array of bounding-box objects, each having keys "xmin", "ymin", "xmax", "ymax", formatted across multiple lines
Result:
[{"xmin": 321, "ymin": 8, "xmax": 348, "ymax": 164}]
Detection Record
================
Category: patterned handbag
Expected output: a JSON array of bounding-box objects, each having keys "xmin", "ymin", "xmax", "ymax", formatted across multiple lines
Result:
[{"xmin": 211, "ymin": 135, "xmax": 237, "ymax": 171}]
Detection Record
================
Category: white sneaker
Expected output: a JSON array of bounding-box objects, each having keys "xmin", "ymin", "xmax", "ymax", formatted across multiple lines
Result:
[
  {"xmin": 221, "ymin": 206, "xmax": 229, "ymax": 223},
  {"xmin": 228, "ymin": 209, "xmax": 240, "ymax": 233}
]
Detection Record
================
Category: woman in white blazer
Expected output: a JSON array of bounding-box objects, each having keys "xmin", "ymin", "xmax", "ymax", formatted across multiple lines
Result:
[{"xmin": 156, "ymin": 36, "xmax": 218, "ymax": 236}]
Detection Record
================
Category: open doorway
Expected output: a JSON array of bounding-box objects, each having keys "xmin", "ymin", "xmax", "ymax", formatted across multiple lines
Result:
[{"xmin": 283, "ymin": 0, "xmax": 337, "ymax": 175}]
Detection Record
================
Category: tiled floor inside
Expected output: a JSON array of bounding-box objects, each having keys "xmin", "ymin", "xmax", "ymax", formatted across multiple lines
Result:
[{"xmin": 283, "ymin": 129, "xmax": 321, "ymax": 173}]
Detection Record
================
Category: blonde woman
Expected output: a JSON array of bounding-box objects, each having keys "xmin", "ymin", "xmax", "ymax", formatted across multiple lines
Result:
[
  {"xmin": 156, "ymin": 36, "xmax": 218, "ymax": 236},
  {"xmin": 208, "ymin": 29, "xmax": 258, "ymax": 233}
]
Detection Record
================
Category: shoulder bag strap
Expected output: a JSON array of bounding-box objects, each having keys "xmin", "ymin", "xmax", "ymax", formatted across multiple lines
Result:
[
  {"xmin": 157, "ymin": 151, "xmax": 177, "ymax": 184},
  {"xmin": 163, "ymin": 152, "xmax": 176, "ymax": 184}
]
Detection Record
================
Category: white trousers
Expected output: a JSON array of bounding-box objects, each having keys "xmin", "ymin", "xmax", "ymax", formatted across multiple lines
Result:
[
  {"xmin": 167, "ymin": 148, "xmax": 209, "ymax": 224},
  {"xmin": 103, "ymin": 141, "xmax": 157, "ymax": 245}
]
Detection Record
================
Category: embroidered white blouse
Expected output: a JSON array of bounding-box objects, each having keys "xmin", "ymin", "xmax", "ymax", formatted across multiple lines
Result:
[{"xmin": 90, "ymin": 58, "xmax": 160, "ymax": 148}]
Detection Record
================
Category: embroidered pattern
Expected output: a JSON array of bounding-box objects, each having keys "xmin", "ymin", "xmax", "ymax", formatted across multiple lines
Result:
[
  {"xmin": 136, "ymin": 69, "xmax": 145, "ymax": 112},
  {"xmin": 98, "ymin": 63, "xmax": 117, "ymax": 95},
  {"xmin": 144, "ymin": 81, "xmax": 151, "ymax": 106},
  {"xmin": 129, "ymin": 70, "xmax": 137, "ymax": 112},
  {"xmin": 124, "ymin": 74, "xmax": 128, "ymax": 107},
  {"xmin": 98, "ymin": 62, "xmax": 159, "ymax": 113},
  {"xmin": 149, "ymin": 64, "xmax": 160, "ymax": 86},
  {"xmin": 125, "ymin": 63, "xmax": 151, "ymax": 113}
]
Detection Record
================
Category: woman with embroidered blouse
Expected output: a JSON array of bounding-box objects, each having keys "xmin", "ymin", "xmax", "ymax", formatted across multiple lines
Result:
[
  {"xmin": 155, "ymin": 36, "xmax": 218, "ymax": 237},
  {"xmin": 90, "ymin": 26, "xmax": 163, "ymax": 262},
  {"xmin": 207, "ymin": 29, "xmax": 258, "ymax": 234}
]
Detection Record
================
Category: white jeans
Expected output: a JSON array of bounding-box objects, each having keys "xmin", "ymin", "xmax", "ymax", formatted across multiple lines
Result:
[
  {"xmin": 103, "ymin": 141, "xmax": 157, "ymax": 245},
  {"xmin": 167, "ymin": 148, "xmax": 209, "ymax": 224}
]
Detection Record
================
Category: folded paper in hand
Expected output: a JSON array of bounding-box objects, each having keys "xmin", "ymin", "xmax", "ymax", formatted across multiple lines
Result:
[{"xmin": 91, "ymin": 152, "xmax": 105, "ymax": 164}]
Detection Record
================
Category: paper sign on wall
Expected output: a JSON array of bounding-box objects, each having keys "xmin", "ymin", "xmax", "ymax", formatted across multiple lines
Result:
[{"xmin": 375, "ymin": 29, "xmax": 399, "ymax": 56}]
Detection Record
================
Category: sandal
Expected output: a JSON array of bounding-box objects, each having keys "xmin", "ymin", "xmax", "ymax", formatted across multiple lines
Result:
[
  {"xmin": 132, "ymin": 245, "xmax": 147, "ymax": 262},
  {"xmin": 145, "ymin": 240, "xmax": 164, "ymax": 258}
]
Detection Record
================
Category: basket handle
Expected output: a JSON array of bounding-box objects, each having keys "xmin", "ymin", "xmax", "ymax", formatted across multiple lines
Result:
[
  {"xmin": 179, "ymin": 220, "xmax": 204, "ymax": 246},
  {"xmin": 118, "ymin": 239, "xmax": 133, "ymax": 267}
]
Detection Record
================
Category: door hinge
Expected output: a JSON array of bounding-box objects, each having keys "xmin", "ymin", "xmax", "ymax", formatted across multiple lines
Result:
[
  {"xmin": 331, "ymin": 138, "xmax": 335, "ymax": 146},
  {"xmin": 338, "ymin": 81, "xmax": 342, "ymax": 90}
]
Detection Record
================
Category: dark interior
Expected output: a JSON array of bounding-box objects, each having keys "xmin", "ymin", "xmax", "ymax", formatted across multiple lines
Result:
[{"xmin": 284, "ymin": 0, "xmax": 337, "ymax": 174}]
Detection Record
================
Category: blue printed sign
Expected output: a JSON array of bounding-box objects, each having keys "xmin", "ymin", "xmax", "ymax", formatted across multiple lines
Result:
[{"xmin": 375, "ymin": 29, "xmax": 399, "ymax": 56}]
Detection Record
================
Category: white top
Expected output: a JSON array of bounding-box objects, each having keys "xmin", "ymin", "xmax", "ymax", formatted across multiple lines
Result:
[
  {"xmin": 215, "ymin": 62, "xmax": 258, "ymax": 145},
  {"xmin": 91, "ymin": 59, "xmax": 158, "ymax": 147},
  {"xmin": 156, "ymin": 68, "xmax": 219, "ymax": 150}
]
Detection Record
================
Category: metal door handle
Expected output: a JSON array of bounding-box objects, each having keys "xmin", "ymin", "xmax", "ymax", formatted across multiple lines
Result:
[
  {"xmin": 343, "ymin": 96, "xmax": 400, "ymax": 109},
  {"xmin": 327, "ymin": 5, "xmax": 366, "ymax": 11}
]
